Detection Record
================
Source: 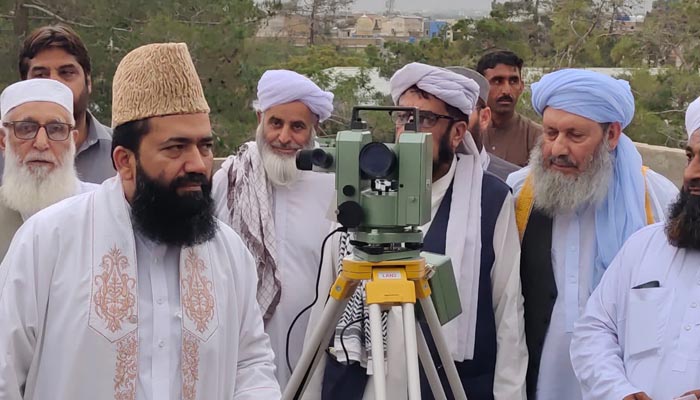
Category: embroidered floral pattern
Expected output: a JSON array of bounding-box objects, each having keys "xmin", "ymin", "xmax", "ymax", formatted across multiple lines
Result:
[
  {"xmin": 181, "ymin": 248, "xmax": 215, "ymax": 333},
  {"xmin": 182, "ymin": 332, "xmax": 200, "ymax": 400},
  {"xmin": 93, "ymin": 247, "xmax": 137, "ymax": 333},
  {"xmin": 114, "ymin": 331, "xmax": 138, "ymax": 400}
]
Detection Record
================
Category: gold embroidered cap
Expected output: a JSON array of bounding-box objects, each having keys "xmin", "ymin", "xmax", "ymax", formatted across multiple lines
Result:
[{"xmin": 111, "ymin": 42, "xmax": 210, "ymax": 128}]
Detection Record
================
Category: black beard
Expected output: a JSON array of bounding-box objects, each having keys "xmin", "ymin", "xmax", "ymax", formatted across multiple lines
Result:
[
  {"xmin": 433, "ymin": 122, "xmax": 455, "ymax": 173},
  {"xmin": 665, "ymin": 189, "xmax": 700, "ymax": 250},
  {"xmin": 130, "ymin": 163, "xmax": 217, "ymax": 247}
]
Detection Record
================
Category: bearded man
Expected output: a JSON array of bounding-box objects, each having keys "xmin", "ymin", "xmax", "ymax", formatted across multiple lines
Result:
[
  {"xmin": 0, "ymin": 78, "xmax": 97, "ymax": 259},
  {"xmin": 304, "ymin": 62, "xmax": 526, "ymax": 400},
  {"xmin": 570, "ymin": 96, "xmax": 700, "ymax": 400},
  {"xmin": 507, "ymin": 69, "xmax": 678, "ymax": 400},
  {"xmin": 212, "ymin": 69, "xmax": 336, "ymax": 389},
  {"xmin": 0, "ymin": 43, "xmax": 279, "ymax": 399}
]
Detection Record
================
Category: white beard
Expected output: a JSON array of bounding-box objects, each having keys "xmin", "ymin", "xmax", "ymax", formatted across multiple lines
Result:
[
  {"xmin": 1, "ymin": 136, "xmax": 79, "ymax": 217},
  {"xmin": 530, "ymin": 136, "xmax": 613, "ymax": 216},
  {"xmin": 255, "ymin": 122, "xmax": 313, "ymax": 187}
]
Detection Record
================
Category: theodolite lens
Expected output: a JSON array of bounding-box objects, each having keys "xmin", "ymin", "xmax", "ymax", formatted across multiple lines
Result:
[
  {"xmin": 295, "ymin": 149, "xmax": 314, "ymax": 171},
  {"xmin": 359, "ymin": 142, "xmax": 396, "ymax": 179},
  {"xmin": 311, "ymin": 148, "xmax": 334, "ymax": 168}
]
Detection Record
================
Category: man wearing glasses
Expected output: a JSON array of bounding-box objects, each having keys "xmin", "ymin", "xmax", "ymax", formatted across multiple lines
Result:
[
  {"xmin": 0, "ymin": 79, "xmax": 97, "ymax": 259},
  {"xmin": 317, "ymin": 62, "xmax": 527, "ymax": 400}
]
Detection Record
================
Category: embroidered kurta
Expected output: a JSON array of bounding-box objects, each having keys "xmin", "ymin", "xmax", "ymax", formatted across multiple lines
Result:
[
  {"xmin": 213, "ymin": 155, "xmax": 335, "ymax": 390},
  {"xmin": 571, "ymin": 224, "xmax": 700, "ymax": 399},
  {"xmin": 507, "ymin": 166, "xmax": 678, "ymax": 400},
  {"xmin": 0, "ymin": 177, "xmax": 280, "ymax": 400}
]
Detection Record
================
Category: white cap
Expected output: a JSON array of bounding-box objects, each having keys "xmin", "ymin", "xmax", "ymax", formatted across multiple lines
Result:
[
  {"xmin": 686, "ymin": 96, "xmax": 700, "ymax": 140},
  {"xmin": 0, "ymin": 79, "xmax": 74, "ymax": 119}
]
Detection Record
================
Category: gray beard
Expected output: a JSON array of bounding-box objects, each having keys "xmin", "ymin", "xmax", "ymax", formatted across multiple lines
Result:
[
  {"xmin": 0, "ymin": 136, "xmax": 79, "ymax": 217},
  {"xmin": 255, "ymin": 120, "xmax": 314, "ymax": 187},
  {"xmin": 530, "ymin": 137, "xmax": 613, "ymax": 216}
]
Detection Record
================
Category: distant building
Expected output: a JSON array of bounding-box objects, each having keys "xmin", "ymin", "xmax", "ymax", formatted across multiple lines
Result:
[
  {"xmin": 425, "ymin": 20, "xmax": 453, "ymax": 40},
  {"xmin": 256, "ymin": 13, "xmax": 310, "ymax": 39}
]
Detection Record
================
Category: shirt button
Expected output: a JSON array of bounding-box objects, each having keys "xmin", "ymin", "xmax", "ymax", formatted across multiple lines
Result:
[
  {"xmin": 692, "ymin": 302, "xmax": 698, "ymax": 309},
  {"xmin": 491, "ymin": 146, "xmax": 496, "ymax": 151},
  {"xmin": 157, "ymin": 298, "xmax": 165, "ymax": 305},
  {"xmin": 158, "ymin": 340, "xmax": 166, "ymax": 348},
  {"xmin": 686, "ymin": 325, "xmax": 692, "ymax": 331}
]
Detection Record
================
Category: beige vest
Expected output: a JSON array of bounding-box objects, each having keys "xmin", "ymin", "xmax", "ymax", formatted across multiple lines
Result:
[{"xmin": 0, "ymin": 195, "xmax": 23, "ymax": 261}]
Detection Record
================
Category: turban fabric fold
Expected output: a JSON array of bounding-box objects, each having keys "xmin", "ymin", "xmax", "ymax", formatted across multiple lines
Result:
[{"xmin": 257, "ymin": 70, "xmax": 334, "ymax": 122}]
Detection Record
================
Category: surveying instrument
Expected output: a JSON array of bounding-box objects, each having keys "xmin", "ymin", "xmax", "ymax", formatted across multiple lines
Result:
[{"xmin": 285, "ymin": 106, "xmax": 469, "ymax": 400}]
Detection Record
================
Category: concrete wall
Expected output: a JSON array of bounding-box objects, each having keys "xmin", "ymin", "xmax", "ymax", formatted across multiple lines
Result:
[
  {"xmin": 635, "ymin": 142, "xmax": 685, "ymax": 187},
  {"xmin": 213, "ymin": 142, "xmax": 686, "ymax": 188}
]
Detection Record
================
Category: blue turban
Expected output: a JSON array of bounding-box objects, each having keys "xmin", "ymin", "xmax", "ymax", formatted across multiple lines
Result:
[
  {"xmin": 532, "ymin": 69, "xmax": 645, "ymax": 290},
  {"xmin": 531, "ymin": 68, "xmax": 635, "ymax": 128},
  {"xmin": 257, "ymin": 70, "xmax": 334, "ymax": 122}
]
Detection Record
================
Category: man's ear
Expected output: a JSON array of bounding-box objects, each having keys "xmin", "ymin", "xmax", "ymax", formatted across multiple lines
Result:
[
  {"xmin": 112, "ymin": 146, "xmax": 136, "ymax": 181},
  {"xmin": 479, "ymin": 106, "xmax": 492, "ymax": 130},
  {"xmin": 451, "ymin": 121, "xmax": 468, "ymax": 150},
  {"xmin": 86, "ymin": 75, "xmax": 92, "ymax": 95},
  {"xmin": 0, "ymin": 129, "xmax": 6, "ymax": 152},
  {"xmin": 256, "ymin": 111, "xmax": 263, "ymax": 124},
  {"xmin": 607, "ymin": 122, "xmax": 623, "ymax": 150}
]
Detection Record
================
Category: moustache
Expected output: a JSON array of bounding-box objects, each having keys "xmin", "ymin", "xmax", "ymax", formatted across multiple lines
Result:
[
  {"xmin": 548, "ymin": 155, "xmax": 577, "ymax": 168},
  {"xmin": 24, "ymin": 152, "xmax": 57, "ymax": 164},
  {"xmin": 270, "ymin": 141, "xmax": 303, "ymax": 150},
  {"xmin": 685, "ymin": 178, "xmax": 700, "ymax": 194},
  {"xmin": 497, "ymin": 95, "xmax": 514, "ymax": 103},
  {"xmin": 171, "ymin": 173, "xmax": 209, "ymax": 189}
]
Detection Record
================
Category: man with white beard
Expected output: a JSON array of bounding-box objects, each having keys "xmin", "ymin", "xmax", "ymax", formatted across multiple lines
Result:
[
  {"xmin": 506, "ymin": 69, "xmax": 678, "ymax": 400},
  {"xmin": 212, "ymin": 69, "xmax": 336, "ymax": 389},
  {"xmin": 0, "ymin": 78, "xmax": 96, "ymax": 259}
]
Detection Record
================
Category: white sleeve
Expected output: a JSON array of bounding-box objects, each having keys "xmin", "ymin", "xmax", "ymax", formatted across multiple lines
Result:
[
  {"xmin": 570, "ymin": 245, "xmax": 639, "ymax": 400},
  {"xmin": 506, "ymin": 166, "xmax": 531, "ymax": 196},
  {"xmin": 645, "ymin": 168, "xmax": 679, "ymax": 222},
  {"xmin": 490, "ymin": 193, "xmax": 528, "ymax": 400},
  {"xmin": 0, "ymin": 226, "xmax": 41, "ymax": 400},
  {"xmin": 212, "ymin": 156, "xmax": 235, "ymax": 224},
  {"xmin": 234, "ymin": 248, "xmax": 282, "ymax": 399}
]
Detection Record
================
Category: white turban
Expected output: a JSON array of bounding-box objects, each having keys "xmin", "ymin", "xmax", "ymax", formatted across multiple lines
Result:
[
  {"xmin": 686, "ymin": 96, "xmax": 700, "ymax": 140},
  {"xmin": 257, "ymin": 70, "xmax": 334, "ymax": 122},
  {"xmin": 1, "ymin": 79, "xmax": 73, "ymax": 119},
  {"xmin": 389, "ymin": 62, "xmax": 480, "ymax": 116}
]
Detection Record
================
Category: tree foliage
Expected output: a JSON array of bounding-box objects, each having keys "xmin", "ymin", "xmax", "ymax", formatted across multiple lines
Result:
[{"xmin": 0, "ymin": 0, "xmax": 697, "ymax": 153}]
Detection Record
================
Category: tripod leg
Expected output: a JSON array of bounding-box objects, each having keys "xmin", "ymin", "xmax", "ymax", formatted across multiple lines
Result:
[
  {"xmin": 419, "ymin": 296, "xmax": 469, "ymax": 400},
  {"xmin": 401, "ymin": 303, "xmax": 421, "ymax": 400},
  {"xmin": 416, "ymin": 324, "xmax": 447, "ymax": 400},
  {"xmin": 284, "ymin": 295, "xmax": 351, "ymax": 400},
  {"xmin": 369, "ymin": 303, "xmax": 387, "ymax": 400}
]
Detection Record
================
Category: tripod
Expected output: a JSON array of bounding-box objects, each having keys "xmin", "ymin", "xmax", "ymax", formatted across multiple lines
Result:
[{"xmin": 284, "ymin": 255, "xmax": 469, "ymax": 400}]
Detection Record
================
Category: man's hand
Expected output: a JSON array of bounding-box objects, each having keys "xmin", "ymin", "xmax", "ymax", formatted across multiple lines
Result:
[{"xmin": 623, "ymin": 393, "xmax": 652, "ymax": 400}]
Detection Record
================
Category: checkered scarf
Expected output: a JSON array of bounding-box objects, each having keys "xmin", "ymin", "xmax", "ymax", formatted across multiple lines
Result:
[{"xmin": 225, "ymin": 141, "xmax": 281, "ymax": 324}]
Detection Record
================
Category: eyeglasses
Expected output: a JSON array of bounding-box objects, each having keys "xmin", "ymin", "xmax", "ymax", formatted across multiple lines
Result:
[
  {"xmin": 389, "ymin": 110, "xmax": 457, "ymax": 129},
  {"xmin": 2, "ymin": 121, "xmax": 73, "ymax": 141}
]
